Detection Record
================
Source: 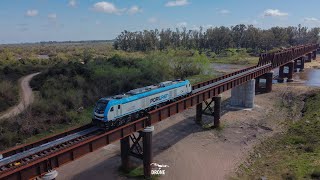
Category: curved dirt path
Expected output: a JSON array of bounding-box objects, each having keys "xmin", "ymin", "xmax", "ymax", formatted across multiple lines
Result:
[{"xmin": 0, "ymin": 72, "xmax": 41, "ymax": 120}]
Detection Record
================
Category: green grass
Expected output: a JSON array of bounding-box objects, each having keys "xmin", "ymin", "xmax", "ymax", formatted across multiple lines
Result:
[
  {"xmin": 0, "ymin": 80, "xmax": 19, "ymax": 112},
  {"xmin": 23, "ymin": 107, "xmax": 93, "ymax": 144},
  {"xmin": 236, "ymin": 92, "xmax": 320, "ymax": 179},
  {"xmin": 211, "ymin": 48, "xmax": 259, "ymax": 65},
  {"xmin": 188, "ymin": 74, "xmax": 217, "ymax": 84},
  {"xmin": 212, "ymin": 56, "xmax": 258, "ymax": 65}
]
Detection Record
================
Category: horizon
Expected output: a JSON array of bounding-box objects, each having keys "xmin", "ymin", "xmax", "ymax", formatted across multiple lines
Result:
[{"xmin": 1, "ymin": 0, "xmax": 320, "ymax": 44}]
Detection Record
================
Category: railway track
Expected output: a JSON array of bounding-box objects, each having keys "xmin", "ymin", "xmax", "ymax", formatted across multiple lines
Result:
[
  {"xmin": 0, "ymin": 127, "xmax": 102, "ymax": 174},
  {"xmin": 0, "ymin": 44, "xmax": 318, "ymax": 180}
]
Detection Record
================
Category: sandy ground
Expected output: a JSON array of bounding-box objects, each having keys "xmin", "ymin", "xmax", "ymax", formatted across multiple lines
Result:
[
  {"xmin": 0, "ymin": 72, "xmax": 40, "ymax": 120},
  {"xmin": 57, "ymin": 59, "xmax": 320, "ymax": 180}
]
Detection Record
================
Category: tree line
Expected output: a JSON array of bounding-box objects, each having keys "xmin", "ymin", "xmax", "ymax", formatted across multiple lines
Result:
[{"xmin": 114, "ymin": 24, "xmax": 320, "ymax": 53}]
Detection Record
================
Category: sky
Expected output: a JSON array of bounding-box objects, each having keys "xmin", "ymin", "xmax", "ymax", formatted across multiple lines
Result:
[{"xmin": 1, "ymin": 0, "xmax": 320, "ymax": 44}]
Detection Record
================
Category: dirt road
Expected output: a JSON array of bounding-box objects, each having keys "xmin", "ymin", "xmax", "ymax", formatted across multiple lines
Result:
[{"xmin": 0, "ymin": 72, "xmax": 40, "ymax": 120}]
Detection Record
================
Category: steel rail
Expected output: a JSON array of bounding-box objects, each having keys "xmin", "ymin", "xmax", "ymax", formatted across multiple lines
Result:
[
  {"xmin": 0, "ymin": 124, "xmax": 94, "ymax": 160},
  {"xmin": 0, "ymin": 127, "xmax": 100, "ymax": 167},
  {"xmin": 192, "ymin": 64, "xmax": 271, "ymax": 94}
]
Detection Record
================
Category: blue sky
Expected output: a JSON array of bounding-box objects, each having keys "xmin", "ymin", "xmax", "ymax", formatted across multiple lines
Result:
[{"xmin": 1, "ymin": 0, "xmax": 320, "ymax": 44}]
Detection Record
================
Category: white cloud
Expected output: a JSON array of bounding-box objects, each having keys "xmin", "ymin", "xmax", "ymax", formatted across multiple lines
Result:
[
  {"xmin": 128, "ymin": 6, "xmax": 142, "ymax": 15},
  {"xmin": 177, "ymin": 22, "xmax": 187, "ymax": 27},
  {"xmin": 148, "ymin": 17, "xmax": 158, "ymax": 24},
  {"xmin": 68, "ymin": 0, "xmax": 77, "ymax": 8},
  {"xmin": 218, "ymin": 9, "xmax": 230, "ymax": 15},
  {"xmin": 26, "ymin": 9, "xmax": 38, "ymax": 17},
  {"xmin": 263, "ymin": 9, "xmax": 288, "ymax": 17},
  {"xmin": 165, "ymin": 0, "xmax": 189, "ymax": 7},
  {"xmin": 241, "ymin": 19, "xmax": 259, "ymax": 25},
  {"xmin": 95, "ymin": 20, "xmax": 101, "ymax": 25},
  {"xmin": 304, "ymin": 17, "xmax": 320, "ymax": 23},
  {"xmin": 48, "ymin": 13, "xmax": 57, "ymax": 19},
  {"xmin": 92, "ymin": 1, "xmax": 125, "ymax": 15}
]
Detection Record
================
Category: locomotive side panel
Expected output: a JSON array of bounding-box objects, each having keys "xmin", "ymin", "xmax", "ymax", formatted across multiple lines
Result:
[{"xmin": 95, "ymin": 80, "xmax": 192, "ymax": 124}]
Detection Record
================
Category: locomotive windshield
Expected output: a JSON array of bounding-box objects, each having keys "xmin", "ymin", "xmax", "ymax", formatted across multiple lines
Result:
[{"xmin": 95, "ymin": 100, "xmax": 109, "ymax": 113}]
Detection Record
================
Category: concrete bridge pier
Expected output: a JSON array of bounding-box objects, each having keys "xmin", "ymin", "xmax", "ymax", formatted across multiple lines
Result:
[
  {"xmin": 230, "ymin": 79, "xmax": 255, "ymax": 108},
  {"xmin": 195, "ymin": 95, "xmax": 222, "ymax": 128},
  {"xmin": 313, "ymin": 50, "xmax": 317, "ymax": 60}
]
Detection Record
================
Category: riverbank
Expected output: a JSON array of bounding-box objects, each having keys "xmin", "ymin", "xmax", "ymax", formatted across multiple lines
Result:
[{"xmin": 234, "ymin": 90, "xmax": 320, "ymax": 179}]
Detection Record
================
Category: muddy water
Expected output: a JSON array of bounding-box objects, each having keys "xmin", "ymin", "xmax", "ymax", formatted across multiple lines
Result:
[
  {"xmin": 293, "ymin": 68, "xmax": 320, "ymax": 87},
  {"xmin": 211, "ymin": 63, "xmax": 320, "ymax": 87}
]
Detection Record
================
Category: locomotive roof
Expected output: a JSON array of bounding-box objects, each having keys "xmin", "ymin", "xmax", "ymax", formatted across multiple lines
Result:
[
  {"xmin": 127, "ymin": 80, "xmax": 184, "ymax": 95},
  {"xmin": 101, "ymin": 80, "xmax": 187, "ymax": 101}
]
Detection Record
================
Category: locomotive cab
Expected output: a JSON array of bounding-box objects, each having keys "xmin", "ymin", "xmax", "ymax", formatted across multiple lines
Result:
[{"xmin": 93, "ymin": 99, "xmax": 109, "ymax": 121}]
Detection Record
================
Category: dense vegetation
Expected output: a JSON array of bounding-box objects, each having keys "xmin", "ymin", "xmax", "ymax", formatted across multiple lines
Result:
[
  {"xmin": 0, "ymin": 58, "xmax": 49, "ymax": 112},
  {"xmin": 237, "ymin": 92, "xmax": 320, "ymax": 179},
  {"xmin": 0, "ymin": 50, "xmax": 211, "ymax": 150},
  {"xmin": 114, "ymin": 24, "xmax": 320, "ymax": 53}
]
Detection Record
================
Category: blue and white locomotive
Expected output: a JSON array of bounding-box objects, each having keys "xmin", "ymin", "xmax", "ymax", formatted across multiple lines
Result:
[{"xmin": 92, "ymin": 80, "xmax": 192, "ymax": 129}]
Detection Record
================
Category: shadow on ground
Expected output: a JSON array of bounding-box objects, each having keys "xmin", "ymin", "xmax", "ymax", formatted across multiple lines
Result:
[{"xmin": 71, "ymin": 115, "xmax": 203, "ymax": 180}]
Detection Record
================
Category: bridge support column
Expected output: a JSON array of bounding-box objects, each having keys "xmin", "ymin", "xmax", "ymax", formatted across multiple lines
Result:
[
  {"xmin": 143, "ymin": 126, "xmax": 154, "ymax": 179},
  {"xmin": 265, "ymin": 72, "xmax": 273, "ymax": 93},
  {"xmin": 287, "ymin": 61, "xmax": 294, "ymax": 82},
  {"xmin": 230, "ymin": 79, "xmax": 255, "ymax": 108},
  {"xmin": 197, "ymin": 95, "xmax": 222, "ymax": 128},
  {"xmin": 255, "ymin": 72, "xmax": 273, "ymax": 93},
  {"xmin": 121, "ymin": 126, "xmax": 154, "ymax": 179},
  {"xmin": 120, "ymin": 136, "xmax": 130, "ymax": 171},
  {"xmin": 278, "ymin": 66, "xmax": 284, "ymax": 83},
  {"xmin": 196, "ymin": 103, "xmax": 202, "ymax": 124},
  {"xmin": 306, "ymin": 53, "xmax": 312, "ymax": 62},
  {"xmin": 301, "ymin": 57, "xmax": 305, "ymax": 71},
  {"xmin": 313, "ymin": 50, "xmax": 317, "ymax": 60},
  {"xmin": 255, "ymin": 77, "xmax": 261, "ymax": 92},
  {"xmin": 213, "ymin": 96, "xmax": 221, "ymax": 128},
  {"xmin": 294, "ymin": 59, "xmax": 298, "ymax": 72},
  {"xmin": 294, "ymin": 57, "xmax": 305, "ymax": 72}
]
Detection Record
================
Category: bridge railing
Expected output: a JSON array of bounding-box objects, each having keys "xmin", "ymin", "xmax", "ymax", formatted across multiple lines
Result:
[{"xmin": 258, "ymin": 44, "xmax": 319, "ymax": 67}]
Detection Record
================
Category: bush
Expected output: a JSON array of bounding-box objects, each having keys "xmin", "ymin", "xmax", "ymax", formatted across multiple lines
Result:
[{"xmin": 0, "ymin": 80, "xmax": 18, "ymax": 112}]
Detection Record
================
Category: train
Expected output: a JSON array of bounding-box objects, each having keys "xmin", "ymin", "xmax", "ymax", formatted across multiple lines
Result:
[{"xmin": 92, "ymin": 79, "xmax": 192, "ymax": 129}]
